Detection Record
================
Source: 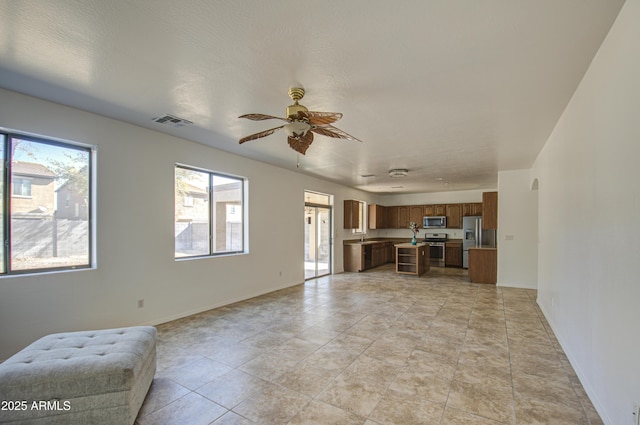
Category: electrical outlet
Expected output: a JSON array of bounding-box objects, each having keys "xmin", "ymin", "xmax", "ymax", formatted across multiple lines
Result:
[
  {"xmin": 137, "ymin": 299, "xmax": 144, "ymax": 309},
  {"xmin": 633, "ymin": 403, "xmax": 640, "ymax": 425}
]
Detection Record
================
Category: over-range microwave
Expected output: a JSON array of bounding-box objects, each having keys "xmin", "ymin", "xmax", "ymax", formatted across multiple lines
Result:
[{"xmin": 423, "ymin": 216, "xmax": 447, "ymax": 229}]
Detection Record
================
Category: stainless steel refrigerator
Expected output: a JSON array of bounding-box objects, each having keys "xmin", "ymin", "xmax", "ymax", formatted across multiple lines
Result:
[{"xmin": 462, "ymin": 216, "xmax": 496, "ymax": 268}]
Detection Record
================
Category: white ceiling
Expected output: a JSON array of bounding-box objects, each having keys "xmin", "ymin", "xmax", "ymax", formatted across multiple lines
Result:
[{"xmin": 0, "ymin": 0, "xmax": 625, "ymax": 193}]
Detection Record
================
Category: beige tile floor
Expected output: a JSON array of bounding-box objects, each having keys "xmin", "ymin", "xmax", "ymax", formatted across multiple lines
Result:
[{"xmin": 135, "ymin": 265, "xmax": 603, "ymax": 425}]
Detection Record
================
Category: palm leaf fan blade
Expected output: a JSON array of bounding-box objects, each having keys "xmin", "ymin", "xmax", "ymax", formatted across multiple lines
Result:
[
  {"xmin": 239, "ymin": 125, "xmax": 285, "ymax": 144},
  {"xmin": 287, "ymin": 132, "xmax": 314, "ymax": 155},
  {"xmin": 298, "ymin": 111, "xmax": 343, "ymax": 125},
  {"xmin": 311, "ymin": 124, "xmax": 363, "ymax": 143},
  {"xmin": 239, "ymin": 113, "xmax": 289, "ymax": 122}
]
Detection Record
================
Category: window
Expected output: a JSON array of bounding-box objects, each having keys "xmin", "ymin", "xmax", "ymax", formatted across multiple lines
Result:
[
  {"xmin": 352, "ymin": 200, "xmax": 367, "ymax": 234},
  {"xmin": 1, "ymin": 132, "xmax": 93, "ymax": 274},
  {"xmin": 13, "ymin": 178, "xmax": 32, "ymax": 197},
  {"xmin": 175, "ymin": 165, "xmax": 245, "ymax": 258}
]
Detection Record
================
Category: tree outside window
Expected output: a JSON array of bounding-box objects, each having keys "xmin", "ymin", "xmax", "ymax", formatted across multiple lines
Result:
[{"xmin": 1, "ymin": 134, "xmax": 92, "ymax": 274}]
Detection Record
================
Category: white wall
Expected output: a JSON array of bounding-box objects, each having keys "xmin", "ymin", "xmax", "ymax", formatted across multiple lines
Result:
[
  {"xmin": 531, "ymin": 1, "xmax": 640, "ymax": 423},
  {"xmin": 496, "ymin": 169, "xmax": 538, "ymax": 289},
  {"xmin": 0, "ymin": 89, "xmax": 376, "ymax": 360}
]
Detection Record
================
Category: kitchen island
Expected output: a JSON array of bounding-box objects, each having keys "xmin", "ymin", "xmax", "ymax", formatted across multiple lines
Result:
[{"xmin": 395, "ymin": 243, "xmax": 429, "ymax": 276}]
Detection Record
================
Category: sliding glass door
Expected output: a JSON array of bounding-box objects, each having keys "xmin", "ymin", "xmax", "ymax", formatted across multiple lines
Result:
[{"xmin": 304, "ymin": 191, "xmax": 332, "ymax": 280}]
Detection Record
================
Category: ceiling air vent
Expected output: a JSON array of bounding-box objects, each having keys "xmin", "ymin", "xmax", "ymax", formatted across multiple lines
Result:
[
  {"xmin": 388, "ymin": 169, "xmax": 408, "ymax": 178},
  {"xmin": 152, "ymin": 114, "xmax": 193, "ymax": 127}
]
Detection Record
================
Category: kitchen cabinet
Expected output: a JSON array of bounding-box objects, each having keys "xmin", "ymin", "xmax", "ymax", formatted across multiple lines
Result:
[
  {"xmin": 409, "ymin": 205, "xmax": 424, "ymax": 227},
  {"xmin": 445, "ymin": 242, "xmax": 462, "ymax": 267},
  {"xmin": 343, "ymin": 200, "xmax": 360, "ymax": 229},
  {"xmin": 446, "ymin": 204, "xmax": 462, "ymax": 228},
  {"xmin": 368, "ymin": 204, "xmax": 387, "ymax": 229},
  {"xmin": 344, "ymin": 241, "xmax": 393, "ymax": 272},
  {"xmin": 388, "ymin": 207, "xmax": 400, "ymax": 229},
  {"xmin": 397, "ymin": 206, "xmax": 410, "ymax": 229},
  {"xmin": 468, "ymin": 248, "xmax": 497, "ymax": 283},
  {"xmin": 372, "ymin": 243, "xmax": 388, "ymax": 267},
  {"xmin": 482, "ymin": 192, "xmax": 498, "ymax": 229},
  {"xmin": 425, "ymin": 204, "xmax": 446, "ymax": 216},
  {"xmin": 387, "ymin": 242, "xmax": 395, "ymax": 263},
  {"xmin": 344, "ymin": 243, "xmax": 364, "ymax": 272},
  {"xmin": 463, "ymin": 203, "xmax": 483, "ymax": 216},
  {"xmin": 395, "ymin": 243, "xmax": 429, "ymax": 276}
]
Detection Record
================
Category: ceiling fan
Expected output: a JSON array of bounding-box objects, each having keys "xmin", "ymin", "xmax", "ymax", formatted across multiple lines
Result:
[{"xmin": 238, "ymin": 87, "xmax": 362, "ymax": 155}]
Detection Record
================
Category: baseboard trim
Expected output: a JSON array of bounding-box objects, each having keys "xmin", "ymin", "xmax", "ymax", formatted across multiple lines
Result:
[
  {"xmin": 140, "ymin": 280, "xmax": 305, "ymax": 327},
  {"xmin": 537, "ymin": 300, "xmax": 612, "ymax": 425}
]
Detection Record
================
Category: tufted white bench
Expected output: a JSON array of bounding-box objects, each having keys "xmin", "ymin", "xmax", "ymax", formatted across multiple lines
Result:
[{"xmin": 0, "ymin": 326, "xmax": 156, "ymax": 425}]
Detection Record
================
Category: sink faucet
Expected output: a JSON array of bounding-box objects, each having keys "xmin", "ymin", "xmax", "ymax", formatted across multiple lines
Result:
[{"xmin": 360, "ymin": 233, "xmax": 366, "ymax": 242}]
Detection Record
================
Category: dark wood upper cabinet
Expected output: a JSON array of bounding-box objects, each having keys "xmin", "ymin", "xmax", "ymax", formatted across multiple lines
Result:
[
  {"xmin": 446, "ymin": 204, "xmax": 462, "ymax": 228},
  {"xmin": 387, "ymin": 206, "xmax": 399, "ymax": 228},
  {"xmin": 409, "ymin": 205, "xmax": 424, "ymax": 227},
  {"xmin": 397, "ymin": 206, "xmax": 410, "ymax": 229},
  {"xmin": 343, "ymin": 199, "xmax": 360, "ymax": 229},
  {"xmin": 368, "ymin": 204, "xmax": 387, "ymax": 229},
  {"xmin": 424, "ymin": 204, "xmax": 446, "ymax": 217},
  {"xmin": 482, "ymin": 192, "xmax": 498, "ymax": 229},
  {"xmin": 463, "ymin": 203, "xmax": 483, "ymax": 216}
]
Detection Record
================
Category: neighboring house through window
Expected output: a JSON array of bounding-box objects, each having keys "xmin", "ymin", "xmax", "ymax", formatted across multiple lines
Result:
[
  {"xmin": 174, "ymin": 164, "xmax": 246, "ymax": 258},
  {"xmin": 12, "ymin": 177, "xmax": 33, "ymax": 197},
  {"xmin": 1, "ymin": 133, "xmax": 93, "ymax": 274}
]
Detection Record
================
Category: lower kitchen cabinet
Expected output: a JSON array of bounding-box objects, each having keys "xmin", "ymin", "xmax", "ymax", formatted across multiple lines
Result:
[
  {"xmin": 445, "ymin": 242, "xmax": 462, "ymax": 267},
  {"xmin": 344, "ymin": 241, "xmax": 394, "ymax": 272},
  {"xmin": 468, "ymin": 248, "xmax": 497, "ymax": 284}
]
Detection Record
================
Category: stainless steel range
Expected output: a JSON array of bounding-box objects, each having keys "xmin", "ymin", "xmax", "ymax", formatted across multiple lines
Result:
[{"xmin": 423, "ymin": 233, "xmax": 448, "ymax": 267}]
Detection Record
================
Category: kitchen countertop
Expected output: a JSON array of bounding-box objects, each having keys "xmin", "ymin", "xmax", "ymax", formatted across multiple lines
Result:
[
  {"xmin": 344, "ymin": 240, "xmax": 392, "ymax": 246},
  {"xmin": 395, "ymin": 242, "xmax": 428, "ymax": 248},
  {"xmin": 468, "ymin": 247, "xmax": 497, "ymax": 250},
  {"xmin": 344, "ymin": 238, "xmax": 411, "ymax": 246}
]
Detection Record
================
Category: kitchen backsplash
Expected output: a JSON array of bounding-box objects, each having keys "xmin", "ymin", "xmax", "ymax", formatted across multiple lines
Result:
[{"xmin": 367, "ymin": 228, "xmax": 464, "ymax": 240}]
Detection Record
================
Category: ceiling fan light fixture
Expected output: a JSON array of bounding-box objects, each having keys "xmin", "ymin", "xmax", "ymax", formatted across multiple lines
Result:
[
  {"xmin": 238, "ymin": 87, "xmax": 362, "ymax": 155},
  {"xmin": 389, "ymin": 169, "xmax": 409, "ymax": 178},
  {"xmin": 283, "ymin": 121, "xmax": 311, "ymax": 138}
]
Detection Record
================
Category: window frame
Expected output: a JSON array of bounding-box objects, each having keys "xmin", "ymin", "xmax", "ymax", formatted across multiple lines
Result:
[
  {"xmin": 12, "ymin": 177, "xmax": 33, "ymax": 197},
  {"xmin": 351, "ymin": 200, "xmax": 368, "ymax": 235},
  {"xmin": 1, "ymin": 131, "xmax": 95, "ymax": 275},
  {"xmin": 174, "ymin": 164, "xmax": 246, "ymax": 259}
]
